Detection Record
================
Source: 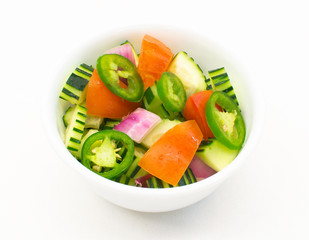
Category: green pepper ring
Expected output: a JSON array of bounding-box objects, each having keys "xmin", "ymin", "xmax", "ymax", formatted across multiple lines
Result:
[
  {"xmin": 205, "ymin": 91, "xmax": 246, "ymax": 150},
  {"xmin": 96, "ymin": 54, "xmax": 144, "ymax": 102},
  {"xmin": 156, "ymin": 72, "xmax": 187, "ymax": 112},
  {"xmin": 81, "ymin": 130, "xmax": 135, "ymax": 180}
]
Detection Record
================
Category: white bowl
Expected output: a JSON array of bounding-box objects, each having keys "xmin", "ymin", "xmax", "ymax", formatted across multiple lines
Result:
[{"xmin": 43, "ymin": 25, "xmax": 264, "ymax": 212}]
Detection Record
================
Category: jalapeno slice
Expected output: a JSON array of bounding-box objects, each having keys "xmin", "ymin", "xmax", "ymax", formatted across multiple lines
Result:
[
  {"xmin": 81, "ymin": 130, "xmax": 135, "ymax": 180},
  {"xmin": 205, "ymin": 91, "xmax": 246, "ymax": 150},
  {"xmin": 96, "ymin": 54, "xmax": 144, "ymax": 102},
  {"xmin": 156, "ymin": 72, "xmax": 187, "ymax": 112}
]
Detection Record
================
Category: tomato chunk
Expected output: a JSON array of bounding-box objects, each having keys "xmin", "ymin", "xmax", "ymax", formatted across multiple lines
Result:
[
  {"xmin": 137, "ymin": 34, "xmax": 174, "ymax": 89},
  {"xmin": 138, "ymin": 120, "xmax": 203, "ymax": 186},
  {"xmin": 86, "ymin": 69, "xmax": 140, "ymax": 118},
  {"xmin": 183, "ymin": 90, "xmax": 215, "ymax": 140}
]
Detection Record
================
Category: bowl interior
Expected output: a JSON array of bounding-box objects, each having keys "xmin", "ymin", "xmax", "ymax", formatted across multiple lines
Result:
[{"xmin": 47, "ymin": 26, "xmax": 261, "ymax": 212}]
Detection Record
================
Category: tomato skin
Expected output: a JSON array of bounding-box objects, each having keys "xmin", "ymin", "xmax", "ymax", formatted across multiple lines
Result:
[
  {"xmin": 86, "ymin": 69, "xmax": 140, "ymax": 119},
  {"xmin": 183, "ymin": 90, "xmax": 215, "ymax": 140},
  {"xmin": 138, "ymin": 120, "xmax": 203, "ymax": 186},
  {"xmin": 137, "ymin": 35, "xmax": 174, "ymax": 89},
  {"xmin": 138, "ymin": 71, "xmax": 162, "ymax": 90}
]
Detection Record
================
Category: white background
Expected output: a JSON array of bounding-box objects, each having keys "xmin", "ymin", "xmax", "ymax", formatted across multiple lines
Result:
[{"xmin": 1, "ymin": 0, "xmax": 308, "ymax": 239}]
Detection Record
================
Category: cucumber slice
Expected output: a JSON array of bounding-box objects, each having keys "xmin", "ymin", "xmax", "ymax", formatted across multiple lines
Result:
[
  {"xmin": 196, "ymin": 138, "xmax": 239, "ymax": 171},
  {"xmin": 77, "ymin": 129, "xmax": 98, "ymax": 160},
  {"xmin": 102, "ymin": 119, "xmax": 121, "ymax": 130},
  {"xmin": 141, "ymin": 119, "xmax": 181, "ymax": 148},
  {"xmin": 146, "ymin": 168, "xmax": 196, "ymax": 188},
  {"xmin": 85, "ymin": 115, "xmax": 104, "ymax": 129},
  {"xmin": 59, "ymin": 63, "xmax": 94, "ymax": 105},
  {"xmin": 64, "ymin": 104, "xmax": 87, "ymax": 157},
  {"xmin": 147, "ymin": 177, "xmax": 172, "ymax": 188},
  {"xmin": 114, "ymin": 175, "xmax": 136, "ymax": 186},
  {"xmin": 125, "ymin": 147, "xmax": 148, "ymax": 179},
  {"xmin": 63, "ymin": 106, "xmax": 74, "ymax": 127},
  {"xmin": 113, "ymin": 146, "xmax": 148, "ymax": 184},
  {"xmin": 205, "ymin": 78, "xmax": 213, "ymax": 90},
  {"xmin": 143, "ymin": 85, "xmax": 178, "ymax": 120},
  {"xmin": 208, "ymin": 67, "xmax": 239, "ymax": 105},
  {"xmin": 168, "ymin": 51, "xmax": 206, "ymax": 97},
  {"xmin": 181, "ymin": 168, "xmax": 197, "ymax": 185},
  {"xmin": 63, "ymin": 106, "xmax": 104, "ymax": 129}
]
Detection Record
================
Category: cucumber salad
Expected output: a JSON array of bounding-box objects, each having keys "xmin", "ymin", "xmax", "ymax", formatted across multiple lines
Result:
[{"xmin": 59, "ymin": 34, "xmax": 246, "ymax": 188}]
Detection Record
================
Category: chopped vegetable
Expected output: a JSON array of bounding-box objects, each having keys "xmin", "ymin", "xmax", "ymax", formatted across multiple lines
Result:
[
  {"xmin": 77, "ymin": 129, "xmax": 98, "ymax": 160},
  {"xmin": 121, "ymin": 41, "xmax": 139, "ymax": 66},
  {"xmin": 81, "ymin": 130, "xmax": 135, "ymax": 179},
  {"xmin": 141, "ymin": 119, "xmax": 181, "ymax": 148},
  {"xmin": 59, "ymin": 64, "xmax": 94, "ymax": 104},
  {"xmin": 86, "ymin": 69, "xmax": 140, "ymax": 118},
  {"xmin": 183, "ymin": 90, "xmax": 214, "ymax": 140},
  {"xmin": 114, "ymin": 108, "xmax": 161, "ymax": 143},
  {"xmin": 189, "ymin": 155, "xmax": 216, "ymax": 181},
  {"xmin": 102, "ymin": 119, "xmax": 121, "ymax": 130},
  {"xmin": 196, "ymin": 138, "xmax": 240, "ymax": 171},
  {"xmin": 208, "ymin": 67, "xmax": 239, "ymax": 105},
  {"xmin": 138, "ymin": 120, "xmax": 203, "ymax": 186},
  {"xmin": 143, "ymin": 84, "xmax": 179, "ymax": 120},
  {"xmin": 62, "ymin": 106, "xmax": 74, "ymax": 127},
  {"xmin": 85, "ymin": 115, "xmax": 104, "ymax": 129},
  {"xmin": 137, "ymin": 34, "xmax": 174, "ymax": 89},
  {"xmin": 123, "ymin": 147, "xmax": 148, "ymax": 179},
  {"xmin": 63, "ymin": 106, "xmax": 104, "ymax": 129},
  {"xmin": 156, "ymin": 72, "xmax": 187, "ymax": 112},
  {"xmin": 205, "ymin": 91, "xmax": 246, "ymax": 149},
  {"xmin": 64, "ymin": 104, "xmax": 87, "ymax": 157},
  {"xmin": 96, "ymin": 54, "xmax": 144, "ymax": 102},
  {"xmin": 105, "ymin": 42, "xmax": 139, "ymax": 66},
  {"xmin": 114, "ymin": 175, "xmax": 136, "ymax": 186},
  {"xmin": 146, "ymin": 168, "xmax": 196, "ymax": 188},
  {"xmin": 168, "ymin": 51, "xmax": 206, "ymax": 98},
  {"xmin": 135, "ymin": 174, "xmax": 152, "ymax": 187},
  {"xmin": 60, "ymin": 34, "xmax": 246, "ymax": 189}
]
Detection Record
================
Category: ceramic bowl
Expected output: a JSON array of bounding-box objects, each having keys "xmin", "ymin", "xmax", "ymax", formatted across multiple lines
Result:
[{"xmin": 43, "ymin": 25, "xmax": 263, "ymax": 212}]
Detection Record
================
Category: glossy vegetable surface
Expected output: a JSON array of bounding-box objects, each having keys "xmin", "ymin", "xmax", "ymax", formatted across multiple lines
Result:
[
  {"xmin": 81, "ymin": 130, "xmax": 135, "ymax": 179},
  {"xmin": 157, "ymin": 72, "xmax": 187, "ymax": 112},
  {"xmin": 86, "ymin": 69, "xmax": 140, "ymax": 118},
  {"xmin": 105, "ymin": 42, "xmax": 138, "ymax": 66},
  {"xmin": 96, "ymin": 54, "xmax": 144, "ymax": 102},
  {"xmin": 60, "ymin": 34, "xmax": 247, "ymax": 191},
  {"xmin": 189, "ymin": 155, "xmax": 217, "ymax": 181},
  {"xmin": 114, "ymin": 108, "xmax": 161, "ymax": 143},
  {"xmin": 205, "ymin": 91, "xmax": 246, "ymax": 149},
  {"xmin": 138, "ymin": 120, "xmax": 203, "ymax": 186},
  {"xmin": 137, "ymin": 34, "xmax": 174, "ymax": 89},
  {"xmin": 183, "ymin": 90, "xmax": 214, "ymax": 140}
]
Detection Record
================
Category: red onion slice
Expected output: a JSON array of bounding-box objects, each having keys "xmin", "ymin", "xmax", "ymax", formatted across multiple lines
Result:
[
  {"xmin": 114, "ymin": 108, "xmax": 161, "ymax": 143},
  {"xmin": 105, "ymin": 43, "xmax": 137, "ymax": 66},
  {"xmin": 189, "ymin": 155, "xmax": 217, "ymax": 181}
]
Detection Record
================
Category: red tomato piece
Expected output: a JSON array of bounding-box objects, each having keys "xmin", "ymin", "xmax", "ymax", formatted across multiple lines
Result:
[
  {"xmin": 138, "ymin": 120, "xmax": 203, "ymax": 186},
  {"xmin": 183, "ymin": 90, "xmax": 215, "ymax": 140},
  {"xmin": 86, "ymin": 69, "xmax": 140, "ymax": 119},
  {"xmin": 137, "ymin": 34, "xmax": 174, "ymax": 89}
]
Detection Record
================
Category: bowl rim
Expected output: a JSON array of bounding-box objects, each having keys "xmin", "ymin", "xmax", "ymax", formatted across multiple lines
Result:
[{"xmin": 42, "ymin": 24, "xmax": 264, "ymax": 200}]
